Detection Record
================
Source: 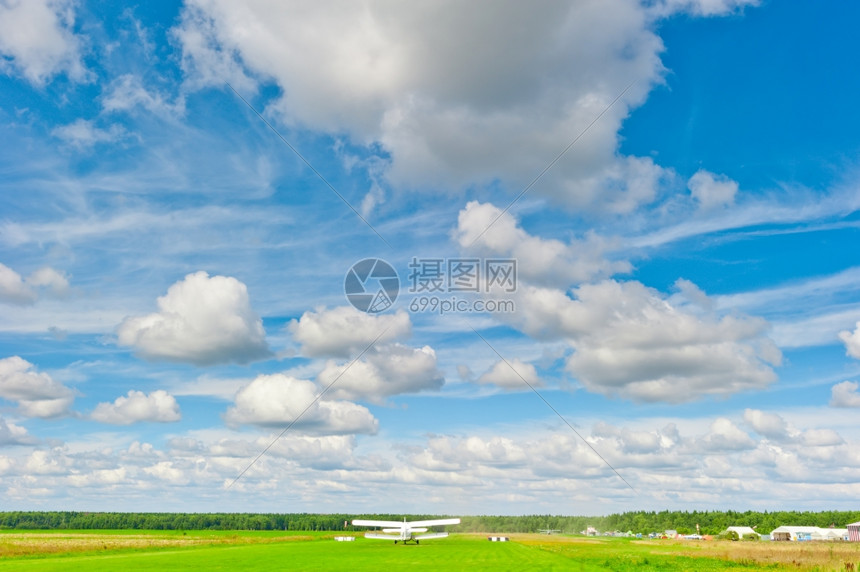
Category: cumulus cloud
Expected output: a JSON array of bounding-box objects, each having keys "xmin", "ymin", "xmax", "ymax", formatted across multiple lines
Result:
[
  {"xmin": 117, "ymin": 271, "xmax": 270, "ymax": 366},
  {"xmin": 51, "ymin": 119, "xmax": 130, "ymax": 150},
  {"xmin": 696, "ymin": 418, "xmax": 755, "ymax": 451},
  {"xmin": 592, "ymin": 421, "xmax": 674, "ymax": 455},
  {"xmin": 174, "ymin": 0, "xmax": 681, "ymax": 210},
  {"xmin": 0, "ymin": 416, "xmax": 38, "ymax": 446},
  {"xmin": 204, "ymin": 433, "xmax": 361, "ymax": 472},
  {"xmin": 318, "ymin": 344, "xmax": 444, "ymax": 403},
  {"xmin": 172, "ymin": 3, "xmax": 256, "ymax": 93},
  {"xmin": 224, "ymin": 374, "xmax": 378, "ymax": 435},
  {"xmin": 454, "ymin": 201, "xmax": 630, "ymax": 287},
  {"xmin": 450, "ymin": 202, "xmax": 780, "ymax": 404},
  {"xmin": 838, "ymin": 322, "xmax": 860, "ymax": 359},
  {"xmin": 476, "ymin": 358, "xmax": 541, "ymax": 391},
  {"xmin": 288, "ymin": 306, "xmax": 411, "ymax": 358},
  {"xmin": 743, "ymin": 408, "xmax": 845, "ymax": 447},
  {"xmin": 830, "ymin": 381, "xmax": 860, "ymax": 408},
  {"xmin": 90, "ymin": 390, "xmax": 181, "ymax": 425},
  {"xmin": 744, "ymin": 408, "xmax": 790, "ymax": 440},
  {"xmin": 687, "ymin": 169, "xmax": 738, "ymax": 210},
  {"xmin": 142, "ymin": 461, "xmax": 187, "ymax": 484},
  {"xmin": 0, "ymin": 263, "xmax": 68, "ymax": 304},
  {"xmin": 0, "ymin": 356, "xmax": 75, "ymax": 418},
  {"xmin": 0, "ymin": 0, "xmax": 87, "ymax": 85},
  {"xmin": 542, "ymin": 280, "xmax": 780, "ymax": 403},
  {"xmin": 801, "ymin": 428, "xmax": 843, "ymax": 447},
  {"xmin": 1, "ymin": 408, "xmax": 859, "ymax": 513},
  {"xmin": 0, "ymin": 263, "xmax": 35, "ymax": 305}
]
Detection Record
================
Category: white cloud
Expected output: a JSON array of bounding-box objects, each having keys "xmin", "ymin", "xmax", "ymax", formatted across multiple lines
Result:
[
  {"xmin": 0, "ymin": 416, "xmax": 37, "ymax": 446},
  {"xmin": 742, "ymin": 408, "xmax": 847, "ymax": 447},
  {"xmin": 830, "ymin": 381, "xmax": 860, "ymax": 408},
  {"xmin": 505, "ymin": 279, "xmax": 780, "ymax": 403},
  {"xmin": 476, "ymin": 358, "xmax": 541, "ymax": 391},
  {"xmin": 744, "ymin": 408, "xmax": 790, "ymax": 440},
  {"xmin": 288, "ymin": 306, "xmax": 411, "ymax": 358},
  {"xmin": 801, "ymin": 428, "xmax": 843, "ymax": 447},
  {"xmin": 224, "ymin": 374, "xmax": 378, "ymax": 435},
  {"xmin": 450, "ymin": 202, "xmax": 781, "ymax": 404},
  {"xmin": 650, "ymin": 0, "xmax": 759, "ymax": 18},
  {"xmin": 175, "ymin": 0, "xmax": 676, "ymax": 211},
  {"xmin": 205, "ymin": 433, "xmax": 360, "ymax": 471},
  {"xmin": 117, "ymin": 271, "xmax": 270, "ymax": 366},
  {"xmin": 454, "ymin": 201, "xmax": 630, "ymax": 287},
  {"xmin": 26, "ymin": 267, "xmax": 69, "ymax": 296},
  {"xmin": 319, "ymin": 344, "xmax": 444, "ymax": 403},
  {"xmin": 838, "ymin": 322, "xmax": 860, "ymax": 359},
  {"xmin": 90, "ymin": 390, "xmax": 181, "ymax": 425},
  {"xmin": 0, "ymin": 263, "xmax": 68, "ymax": 305},
  {"xmin": 51, "ymin": 119, "xmax": 129, "ymax": 150},
  {"xmin": 0, "ymin": 0, "xmax": 87, "ymax": 85},
  {"xmin": 696, "ymin": 418, "xmax": 755, "ymax": 451},
  {"xmin": 1, "ymin": 408, "xmax": 860, "ymax": 513},
  {"xmin": 24, "ymin": 449, "xmax": 72, "ymax": 475},
  {"xmin": 0, "ymin": 263, "xmax": 35, "ymax": 305},
  {"xmin": 143, "ymin": 461, "xmax": 187, "ymax": 484},
  {"xmin": 102, "ymin": 74, "xmax": 184, "ymax": 117},
  {"xmin": 0, "ymin": 357, "xmax": 75, "ymax": 418},
  {"xmin": 172, "ymin": 2, "xmax": 256, "ymax": 93},
  {"xmin": 0, "ymin": 356, "xmax": 75, "ymax": 418},
  {"xmin": 687, "ymin": 169, "xmax": 738, "ymax": 210}
]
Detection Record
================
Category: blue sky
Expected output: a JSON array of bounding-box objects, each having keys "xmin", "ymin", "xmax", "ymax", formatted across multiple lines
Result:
[{"xmin": 2, "ymin": 0, "xmax": 860, "ymax": 515}]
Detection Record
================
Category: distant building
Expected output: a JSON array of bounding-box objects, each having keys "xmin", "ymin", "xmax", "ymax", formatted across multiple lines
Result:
[
  {"xmin": 724, "ymin": 526, "xmax": 759, "ymax": 539},
  {"xmin": 770, "ymin": 526, "xmax": 847, "ymax": 541},
  {"xmin": 849, "ymin": 522, "xmax": 860, "ymax": 542},
  {"xmin": 771, "ymin": 526, "xmax": 817, "ymax": 541}
]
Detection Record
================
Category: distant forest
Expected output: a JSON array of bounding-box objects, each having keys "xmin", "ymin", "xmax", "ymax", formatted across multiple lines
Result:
[{"xmin": 1, "ymin": 510, "xmax": 859, "ymax": 535}]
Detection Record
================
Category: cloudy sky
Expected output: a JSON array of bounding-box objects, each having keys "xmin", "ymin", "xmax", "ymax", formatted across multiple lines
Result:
[{"xmin": 2, "ymin": 0, "xmax": 860, "ymax": 515}]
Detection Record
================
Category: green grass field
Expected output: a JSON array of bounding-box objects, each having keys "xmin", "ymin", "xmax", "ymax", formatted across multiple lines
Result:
[{"xmin": 2, "ymin": 531, "xmax": 859, "ymax": 571}]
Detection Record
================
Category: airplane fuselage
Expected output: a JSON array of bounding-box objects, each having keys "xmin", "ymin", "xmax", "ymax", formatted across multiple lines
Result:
[{"xmin": 352, "ymin": 517, "xmax": 459, "ymax": 545}]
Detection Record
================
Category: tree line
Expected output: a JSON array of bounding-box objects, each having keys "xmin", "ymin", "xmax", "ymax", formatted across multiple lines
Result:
[{"xmin": 0, "ymin": 510, "xmax": 858, "ymax": 534}]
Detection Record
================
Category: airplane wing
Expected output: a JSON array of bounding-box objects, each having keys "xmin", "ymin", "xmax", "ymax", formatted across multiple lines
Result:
[
  {"xmin": 407, "ymin": 518, "xmax": 461, "ymax": 528},
  {"xmin": 365, "ymin": 533, "xmax": 399, "ymax": 540},
  {"xmin": 414, "ymin": 532, "xmax": 450, "ymax": 540},
  {"xmin": 352, "ymin": 519, "xmax": 407, "ymax": 528}
]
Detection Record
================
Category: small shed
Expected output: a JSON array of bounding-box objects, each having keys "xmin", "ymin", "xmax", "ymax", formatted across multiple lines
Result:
[
  {"xmin": 725, "ymin": 526, "xmax": 759, "ymax": 540},
  {"xmin": 849, "ymin": 522, "xmax": 860, "ymax": 542}
]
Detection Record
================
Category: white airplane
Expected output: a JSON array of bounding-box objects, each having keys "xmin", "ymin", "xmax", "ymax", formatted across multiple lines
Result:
[{"xmin": 352, "ymin": 517, "xmax": 461, "ymax": 544}]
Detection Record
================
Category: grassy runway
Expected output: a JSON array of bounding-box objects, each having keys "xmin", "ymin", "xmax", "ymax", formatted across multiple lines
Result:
[{"xmin": 2, "ymin": 530, "xmax": 859, "ymax": 571}]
